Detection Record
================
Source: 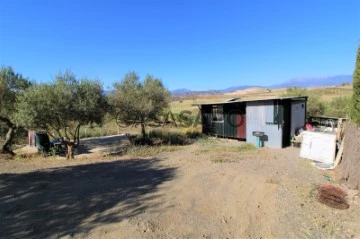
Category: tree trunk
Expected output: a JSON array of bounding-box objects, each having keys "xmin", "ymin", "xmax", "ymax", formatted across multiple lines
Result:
[
  {"xmin": 141, "ymin": 123, "xmax": 146, "ymax": 137},
  {"xmin": 1, "ymin": 126, "xmax": 16, "ymax": 155},
  {"xmin": 335, "ymin": 122, "xmax": 360, "ymax": 189},
  {"xmin": 0, "ymin": 116, "xmax": 16, "ymax": 155},
  {"xmin": 75, "ymin": 124, "xmax": 81, "ymax": 147},
  {"xmin": 66, "ymin": 142, "xmax": 75, "ymax": 159}
]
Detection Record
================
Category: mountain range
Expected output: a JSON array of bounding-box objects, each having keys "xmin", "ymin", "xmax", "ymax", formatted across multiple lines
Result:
[{"xmin": 171, "ymin": 75, "xmax": 352, "ymax": 96}]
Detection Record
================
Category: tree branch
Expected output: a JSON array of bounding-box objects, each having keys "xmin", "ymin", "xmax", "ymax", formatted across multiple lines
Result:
[{"xmin": 0, "ymin": 115, "xmax": 14, "ymax": 128}]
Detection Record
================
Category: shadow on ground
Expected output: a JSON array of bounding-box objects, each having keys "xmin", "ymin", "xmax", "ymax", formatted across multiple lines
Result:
[{"xmin": 0, "ymin": 158, "xmax": 176, "ymax": 238}]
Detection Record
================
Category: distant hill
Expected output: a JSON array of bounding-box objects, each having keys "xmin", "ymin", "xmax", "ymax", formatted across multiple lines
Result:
[
  {"xmin": 219, "ymin": 85, "xmax": 262, "ymax": 93},
  {"xmin": 270, "ymin": 75, "xmax": 352, "ymax": 88},
  {"xmin": 170, "ymin": 88, "xmax": 222, "ymax": 96},
  {"xmin": 171, "ymin": 75, "xmax": 352, "ymax": 96},
  {"xmin": 170, "ymin": 88, "xmax": 192, "ymax": 95}
]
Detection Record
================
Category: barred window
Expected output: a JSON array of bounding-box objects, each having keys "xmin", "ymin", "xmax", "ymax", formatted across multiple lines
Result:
[{"xmin": 212, "ymin": 106, "xmax": 224, "ymax": 121}]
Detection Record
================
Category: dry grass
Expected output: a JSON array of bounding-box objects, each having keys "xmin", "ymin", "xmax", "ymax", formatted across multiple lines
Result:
[
  {"xmin": 194, "ymin": 139, "xmax": 260, "ymax": 162},
  {"xmin": 15, "ymin": 152, "xmax": 40, "ymax": 160},
  {"xmin": 309, "ymin": 86, "xmax": 353, "ymax": 102},
  {"xmin": 122, "ymin": 145, "xmax": 183, "ymax": 157},
  {"xmin": 209, "ymin": 143, "xmax": 257, "ymax": 153},
  {"xmin": 0, "ymin": 153, "xmax": 14, "ymax": 160}
]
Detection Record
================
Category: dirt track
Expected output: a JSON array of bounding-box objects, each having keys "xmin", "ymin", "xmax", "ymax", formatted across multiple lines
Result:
[{"xmin": 1, "ymin": 138, "xmax": 360, "ymax": 238}]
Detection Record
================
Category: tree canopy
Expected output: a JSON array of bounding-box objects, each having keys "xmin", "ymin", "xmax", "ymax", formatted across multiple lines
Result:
[
  {"xmin": 336, "ymin": 45, "xmax": 360, "ymax": 190},
  {"xmin": 109, "ymin": 71, "xmax": 170, "ymax": 136},
  {"xmin": 351, "ymin": 45, "xmax": 360, "ymax": 125},
  {"xmin": 16, "ymin": 70, "xmax": 107, "ymax": 157},
  {"xmin": 0, "ymin": 66, "xmax": 31, "ymax": 154}
]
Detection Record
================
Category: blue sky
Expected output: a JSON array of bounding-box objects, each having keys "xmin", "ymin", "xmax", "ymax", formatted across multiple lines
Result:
[{"xmin": 1, "ymin": 0, "xmax": 359, "ymax": 91}]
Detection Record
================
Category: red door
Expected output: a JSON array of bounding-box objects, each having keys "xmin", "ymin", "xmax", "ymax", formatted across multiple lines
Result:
[{"xmin": 237, "ymin": 114, "xmax": 246, "ymax": 139}]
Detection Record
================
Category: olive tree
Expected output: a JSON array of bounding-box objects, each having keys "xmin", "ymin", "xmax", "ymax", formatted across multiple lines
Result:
[
  {"xmin": 352, "ymin": 45, "xmax": 360, "ymax": 125},
  {"xmin": 336, "ymin": 45, "xmax": 360, "ymax": 189},
  {"xmin": 0, "ymin": 66, "xmax": 31, "ymax": 154},
  {"xmin": 109, "ymin": 71, "xmax": 170, "ymax": 136},
  {"xmin": 16, "ymin": 70, "xmax": 107, "ymax": 158}
]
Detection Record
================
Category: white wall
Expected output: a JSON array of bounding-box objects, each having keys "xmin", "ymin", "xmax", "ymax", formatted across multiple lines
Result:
[{"xmin": 246, "ymin": 101, "xmax": 283, "ymax": 148}]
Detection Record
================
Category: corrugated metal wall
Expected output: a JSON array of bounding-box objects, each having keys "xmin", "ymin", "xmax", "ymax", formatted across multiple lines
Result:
[
  {"xmin": 201, "ymin": 104, "xmax": 245, "ymax": 138},
  {"xmin": 201, "ymin": 106, "xmax": 213, "ymax": 134},
  {"xmin": 212, "ymin": 121, "xmax": 224, "ymax": 136},
  {"xmin": 223, "ymin": 105, "xmax": 238, "ymax": 138},
  {"xmin": 246, "ymin": 100, "xmax": 283, "ymax": 148},
  {"xmin": 291, "ymin": 100, "xmax": 306, "ymax": 136}
]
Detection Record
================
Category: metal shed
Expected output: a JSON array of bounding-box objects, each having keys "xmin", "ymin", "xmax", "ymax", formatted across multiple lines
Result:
[{"xmin": 194, "ymin": 96, "xmax": 307, "ymax": 148}]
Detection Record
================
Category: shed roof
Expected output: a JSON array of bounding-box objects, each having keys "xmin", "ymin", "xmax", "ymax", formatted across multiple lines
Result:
[{"xmin": 192, "ymin": 96, "xmax": 307, "ymax": 106}]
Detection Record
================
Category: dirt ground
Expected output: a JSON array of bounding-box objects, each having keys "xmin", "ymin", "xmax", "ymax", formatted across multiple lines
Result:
[{"xmin": 1, "ymin": 136, "xmax": 360, "ymax": 239}]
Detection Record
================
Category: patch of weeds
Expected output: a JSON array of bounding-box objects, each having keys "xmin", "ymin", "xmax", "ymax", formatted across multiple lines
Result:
[
  {"xmin": 212, "ymin": 158, "xmax": 224, "ymax": 163},
  {"xmin": 49, "ymin": 147, "xmax": 59, "ymax": 158},
  {"xmin": 0, "ymin": 153, "xmax": 14, "ymax": 160},
  {"xmin": 14, "ymin": 154, "xmax": 26, "ymax": 161},
  {"xmin": 237, "ymin": 143, "xmax": 257, "ymax": 152},
  {"xmin": 214, "ymin": 146, "xmax": 237, "ymax": 152},
  {"xmin": 210, "ymin": 143, "xmax": 257, "ymax": 153},
  {"xmin": 197, "ymin": 136, "xmax": 216, "ymax": 145},
  {"xmin": 129, "ymin": 129, "xmax": 202, "ymax": 147},
  {"xmin": 205, "ymin": 143, "xmax": 258, "ymax": 163},
  {"xmin": 132, "ymin": 135, "xmax": 154, "ymax": 146},
  {"xmin": 211, "ymin": 153, "xmax": 245, "ymax": 163},
  {"xmin": 184, "ymin": 129, "xmax": 202, "ymax": 139},
  {"xmin": 124, "ymin": 145, "xmax": 182, "ymax": 157},
  {"xmin": 149, "ymin": 130, "xmax": 192, "ymax": 145},
  {"xmin": 14, "ymin": 152, "xmax": 42, "ymax": 160},
  {"xmin": 198, "ymin": 148, "xmax": 210, "ymax": 153}
]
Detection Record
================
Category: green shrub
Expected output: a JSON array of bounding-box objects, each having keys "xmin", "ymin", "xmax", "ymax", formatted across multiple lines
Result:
[
  {"xmin": 352, "ymin": 45, "xmax": 360, "ymax": 125},
  {"xmin": 324, "ymin": 96, "xmax": 351, "ymax": 118},
  {"xmin": 148, "ymin": 129, "xmax": 191, "ymax": 145},
  {"xmin": 185, "ymin": 129, "xmax": 202, "ymax": 139},
  {"xmin": 132, "ymin": 135, "xmax": 153, "ymax": 146},
  {"xmin": 307, "ymin": 93, "xmax": 326, "ymax": 116}
]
